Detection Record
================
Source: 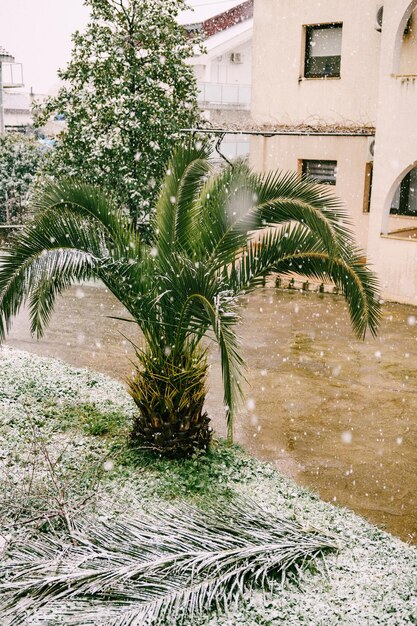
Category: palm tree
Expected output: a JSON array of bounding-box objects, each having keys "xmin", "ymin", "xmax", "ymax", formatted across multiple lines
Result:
[{"xmin": 0, "ymin": 141, "xmax": 380, "ymax": 457}]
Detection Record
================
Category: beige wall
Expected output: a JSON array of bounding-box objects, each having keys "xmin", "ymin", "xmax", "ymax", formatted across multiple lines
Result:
[
  {"xmin": 250, "ymin": 134, "xmax": 371, "ymax": 249},
  {"xmin": 250, "ymin": 0, "xmax": 417, "ymax": 304},
  {"xmin": 367, "ymin": 0, "xmax": 417, "ymax": 303},
  {"xmin": 370, "ymin": 237, "xmax": 417, "ymax": 305},
  {"xmin": 251, "ymin": 0, "xmax": 381, "ymax": 126},
  {"xmin": 399, "ymin": 7, "xmax": 417, "ymax": 75}
]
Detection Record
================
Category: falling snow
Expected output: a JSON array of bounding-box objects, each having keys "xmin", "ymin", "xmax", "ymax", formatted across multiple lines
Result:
[{"xmin": 0, "ymin": 347, "xmax": 415, "ymax": 626}]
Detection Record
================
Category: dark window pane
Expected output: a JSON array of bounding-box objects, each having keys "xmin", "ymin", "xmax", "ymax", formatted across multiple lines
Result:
[
  {"xmin": 390, "ymin": 169, "xmax": 417, "ymax": 216},
  {"xmin": 305, "ymin": 24, "xmax": 342, "ymax": 78},
  {"xmin": 363, "ymin": 162, "xmax": 373, "ymax": 213},
  {"xmin": 302, "ymin": 160, "xmax": 337, "ymax": 185},
  {"xmin": 305, "ymin": 55, "xmax": 341, "ymax": 78}
]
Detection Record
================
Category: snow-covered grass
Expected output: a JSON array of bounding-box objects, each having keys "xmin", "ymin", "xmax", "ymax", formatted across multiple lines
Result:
[{"xmin": 0, "ymin": 346, "xmax": 416, "ymax": 625}]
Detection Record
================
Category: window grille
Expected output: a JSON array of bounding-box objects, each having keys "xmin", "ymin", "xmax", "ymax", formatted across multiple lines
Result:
[{"xmin": 302, "ymin": 159, "xmax": 337, "ymax": 185}]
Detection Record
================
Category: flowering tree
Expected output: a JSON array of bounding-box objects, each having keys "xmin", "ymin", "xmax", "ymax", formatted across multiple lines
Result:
[
  {"xmin": 35, "ymin": 0, "xmax": 201, "ymax": 230},
  {"xmin": 0, "ymin": 134, "xmax": 44, "ymax": 223}
]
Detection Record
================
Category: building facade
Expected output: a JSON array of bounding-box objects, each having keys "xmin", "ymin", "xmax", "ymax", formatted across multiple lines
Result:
[
  {"xmin": 3, "ymin": 91, "xmax": 33, "ymax": 132},
  {"xmin": 180, "ymin": 0, "xmax": 253, "ymax": 161},
  {"xmin": 250, "ymin": 0, "xmax": 417, "ymax": 304}
]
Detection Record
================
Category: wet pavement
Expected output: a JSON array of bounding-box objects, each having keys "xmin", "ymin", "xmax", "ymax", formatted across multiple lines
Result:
[{"xmin": 6, "ymin": 283, "xmax": 417, "ymax": 544}]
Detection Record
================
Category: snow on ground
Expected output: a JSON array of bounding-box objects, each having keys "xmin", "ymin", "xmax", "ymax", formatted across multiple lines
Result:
[{"xmin": 0, "ymin": 346, "xmax": 416, "ymax": 625}]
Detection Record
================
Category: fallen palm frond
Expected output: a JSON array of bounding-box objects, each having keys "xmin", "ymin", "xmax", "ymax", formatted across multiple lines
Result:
[{"xmin": 0, "ymin": 498, "xmax": 337, "ymax": 626}]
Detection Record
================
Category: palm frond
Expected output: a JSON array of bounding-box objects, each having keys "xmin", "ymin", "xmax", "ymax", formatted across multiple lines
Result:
[
  {"xmin": 209, "ymin": 169, "xmax": 354, "ymax": 269},
  {"xmin": 0, "ymin": 499, "xmax": 337, "ymax": 625},
  {"xmin": 274, "ymin": 249, "xmax": 381, "ymax": 339},
  {"xmin": 196, "ymin": 162, "xmax": 254, "ymax": 258},
  {"xmin": 173, "ymin": 287, "xmax": 245, "ymax": 442},
  {"xmin": 0, "ymin": 209, "xmax": 108, "ymax": 341},
  {"xmin": 27, "ymin": 248, "xmax": 98, "ymax": 337},
  {"xmin": 155, "ymin": 140, "xmax": 211, "ymax": 259},
  {"xmin": 225, "ymin": 224, "xmax": 380, "ymax": 339},
  {"xmin": 31, "ymin": 178, "xmax": 139, "ymax": 256}
]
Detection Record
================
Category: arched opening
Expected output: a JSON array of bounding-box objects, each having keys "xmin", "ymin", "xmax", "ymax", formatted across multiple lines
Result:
[
  {"xmin": 390, "ymin": 167, "xmax": 417, "ymax": 216},
  {"xmin": 393, "ymin": 0, "xmax": 417, "ymax": 75},
  {"xmin": 382, "ymin": 163, "xmax": 417, "ymax": 238}
]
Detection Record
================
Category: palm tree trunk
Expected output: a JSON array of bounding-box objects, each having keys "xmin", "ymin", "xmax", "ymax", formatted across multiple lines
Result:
[{"xmin": 128, "ymin": 350, "xmax": 211, "ymax": 458}]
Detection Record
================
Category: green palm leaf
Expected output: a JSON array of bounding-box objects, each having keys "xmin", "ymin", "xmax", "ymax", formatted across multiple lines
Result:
[
  {"xmin": 156, "ymin": 141, "xmax": 211, "ymax": 258},
  {"xmin": 175, "ymin": 291, "xmax": 245, "ymax": 440},
  {"xmin": 27, "ymin": 248, "xmax": 97, "ymax": 337},
  {"xmin": 274, "ymin": 249, "xmax": 380, "ymax": 339},
  {"xmin": 0, "ymin": 209, "xmax": 107, "ymax": 340},
  {"xmin": 229, "ymin": 224, "xmax": 380, "ymax": 339},
  {"xmin": 31, "ymin": 178, "xmax": 138, "ymax": 255},
  {"xmin": 199, "ymin": 168, "xmax": 351, "ymax": 268},
  {"xmin": 196, "ymin": 162, "xmax": 254, "ymax": 257}
]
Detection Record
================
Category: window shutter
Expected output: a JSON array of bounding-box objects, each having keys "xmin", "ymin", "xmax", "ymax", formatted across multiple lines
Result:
[{"xmin": 302, "ymin": 160, "xmax": 337, "ymax": 185}]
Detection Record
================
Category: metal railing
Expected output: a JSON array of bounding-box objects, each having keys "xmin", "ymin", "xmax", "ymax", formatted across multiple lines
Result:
[
  {"xmin": 2, "ymin": 62, "xmax": 24, "ymax": 88},
  {"xmin": 197, "ymin": 82, "xmax": 251, "ymax": 108}
]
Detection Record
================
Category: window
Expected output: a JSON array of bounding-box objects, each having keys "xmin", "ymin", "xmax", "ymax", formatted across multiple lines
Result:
[
  {"xmin": 302, "ymin": 159, "xmax": 337, "ymax": 185},
  {"xmin": 304, "ymin": 24, "xmax": 343, "ymax": 78},
  {"xmin": 390, "ymin": 169, "xmax": 417, "ymax": 216},
  {"xmin": 363, "ymin": 162, "xmax": 373, "ymax": 213}
]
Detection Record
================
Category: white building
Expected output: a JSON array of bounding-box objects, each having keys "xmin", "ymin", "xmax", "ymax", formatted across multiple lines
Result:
[
  {"xmin": 250, "ymin": 0, "xmax": 417, "ymax": 304},
  {"xmin": 180, "ymin": 0, "xmax": 253, "ymax": 161},
  {"xmin": 3, "ymin": 91, "xmax": 32, "ymax": 132},
  {"xmin": 368, "ymin": 0, "xmax": 417, "ymax": 303},
  {"xmin": 0, "ymin": 47, "xmax": 25, "ymax": 132}
]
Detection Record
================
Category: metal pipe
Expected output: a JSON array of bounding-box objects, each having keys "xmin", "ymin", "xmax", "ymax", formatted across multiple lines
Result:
[{"xmin": 181, "ymin": 127, "xmax": 376, "ymax": 137}]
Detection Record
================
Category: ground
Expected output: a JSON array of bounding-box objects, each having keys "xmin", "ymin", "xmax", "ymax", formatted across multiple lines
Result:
[{"xmin": 0, "ymin": 346, "xmax": 416, "ymax": 625}]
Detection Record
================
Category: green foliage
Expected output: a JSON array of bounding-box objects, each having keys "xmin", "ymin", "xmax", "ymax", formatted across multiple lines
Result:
[
  {"xmin": 81, "ymin": 404, "xmax": 128, "ymax": 436},
  {"xmin": 43, "ymin": 401, "xmax": 131, "ymax": 437},
  {"xmin": 0, "ymin": 133, "xmax": 44, "ymax": 223},
  {"xmin": 0, "ymin": 140, "xmax": 381, "ymax": 455},
  {"xmin": 121, "ymin": 440, "xmax": 251, "ymax": 501},
  {"xmin": 34, "ymin": 0, "xmax": 201, "ymax": 228}
]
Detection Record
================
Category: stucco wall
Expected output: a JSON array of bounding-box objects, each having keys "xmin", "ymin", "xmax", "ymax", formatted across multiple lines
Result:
[
  {"xmin": 250, "ymin": 0, "xmax": 417, "ymax": 304},
  {"xmin": 251, "ymin": 0, "xmax": 381, "ymax": 126},
  {"xmin": 370, "ymin": 237, "xmax": 417, "ymax": 305},
  {"xmin": 249, "ymin": 134, "xmax": 371, "ymax": 250},
  {"xmin": 366, "ymin": 0, "xmax": 417, "ymax": 302},
  {"xmin": 399, "ymin": 7, "xmax": 417, "ymax": 74}
]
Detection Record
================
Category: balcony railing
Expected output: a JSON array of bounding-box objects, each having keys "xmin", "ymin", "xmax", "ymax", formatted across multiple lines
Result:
[
  {"xmin": 1, "ymin": 63, "xmax": 24, "ymax": 88},
  {"xmin": 197, "ymin": 82, "xmax": 251, "ymax": 109}
]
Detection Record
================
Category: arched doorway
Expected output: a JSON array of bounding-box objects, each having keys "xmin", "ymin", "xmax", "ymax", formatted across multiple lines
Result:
[{"xmin": 393, "ymin": 0, "xmax": 417, "ymax": 75}]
